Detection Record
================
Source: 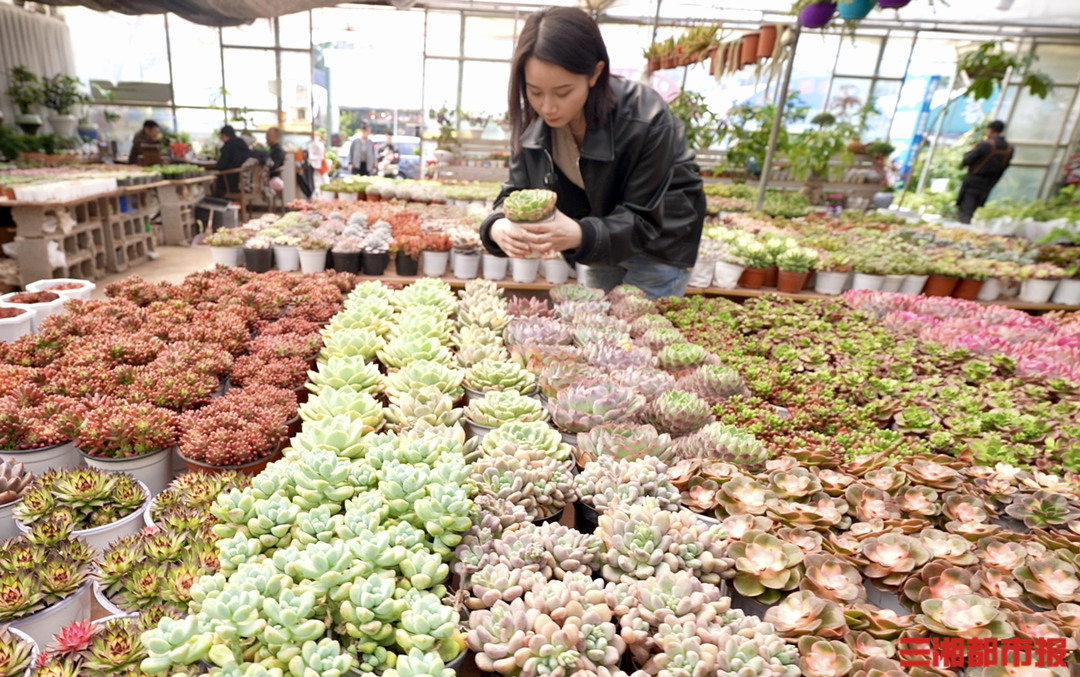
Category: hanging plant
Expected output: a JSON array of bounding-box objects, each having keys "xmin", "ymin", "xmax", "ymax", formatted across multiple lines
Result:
[{"xmin": 958, "ymin": 42, "xmax": 1053, "ymax": 101}]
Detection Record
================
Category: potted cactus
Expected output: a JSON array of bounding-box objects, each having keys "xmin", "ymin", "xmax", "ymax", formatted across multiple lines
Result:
[
  {"xmin": 502, "ymin": 189, "xmax": 557, "ymax": 283},
  {"xmin": 74, "ymin": 399, "xmax": 180, "ymax": 496}
]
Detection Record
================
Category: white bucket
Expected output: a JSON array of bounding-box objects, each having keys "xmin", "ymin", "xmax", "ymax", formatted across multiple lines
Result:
[
  {"xmin": 298, "ymin": 249, "xmax": 328, "ymax": 274},
  {"xmin": 0, "ymin": 499, "xmax": 21, "ymax": 540},
  {"xmin": 92, "ymin": 581, "xmax": 129, "ymax": 617},
  {"xmin": 0, "ymin": 306, "xmax": 36, "ymax": 342},
  {"xmin": 453, "ymin": 253, "xmax": 481, "ymax": 280},
  {"xmin": 16, "ymin": 481, "xmax": 149, "ymax": 554},
  {"xmin": 422, "ymin": 251, "xmax": 450, "ymax": 277},
  {"xmin": 0, "ymin": 441, "xmax": 80, "ymax": 476},
  {"xmin": 482, "ymin": 254, "xmax": 508, "ymax": 281},
  {"xmin": 542, "ymin": 259, "xmax": 570, "ymax": 285},
  {"xmin": 510, "ymin": 258, "xmax": 541, "ymax": 284},
  {"xmin": 26, "ymin": 278, "xmax": 96, "ymax": 301},
  {"xmin": 209, "ymin": 246, "xmax": 243, "ymax": 267},
  {"xmin": 1019, "ymin": 279, "xmax": 1059, "ymax": 304},
  {"xmin": 0, "ymin": 293, "xmax": 64, "ymax": 329},
  {"xmin": 9, "ymin": 583, "xmax": 92, "ymax": 647},
  {"xmin": 814, "ymin": 271, "xmax": 849, "ymax": 296},
  {"xmin": 851, "ymin": 273, "xmax": 885, "ymax": 291},
  {"xmin": 977, "ymin": 278, "xmax": 1002, "ymax": 302},
  {"xmin": 899, "ymin": 275, "xmax": 928, "ymax": 295},
  {"xmin": 688, "ymin": 259, "xmax": 714, "ymax": 288},
  {"xmin": 1050, "ymin": 278, "xmax": 1080, "ymax": 306},
  {"xmin": 712, "ymin": 262, "xmax": 745, "ymax": 290},
  {"xmin": 880, "ymin": 275, "xmax": 906, "ymax": 293},
  {"xmin": 79, "ymin": 446, "xmax": 173, "ymax": 497},
  {"xmin": 273, "ymin": 246, "xmax": 300, "ymax": 272}
]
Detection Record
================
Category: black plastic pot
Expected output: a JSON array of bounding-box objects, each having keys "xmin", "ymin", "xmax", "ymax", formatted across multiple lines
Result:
[
  {"xmin": 574, "ymin": 501, "xmax": 599, "ymax": 534},
  {"xmin": 396, "ymin": 252, "xmax": 419, "ymax": 276},
  {"xmin": 244, "ymin": 248, "xmax": 273, "ymax": 273},
  {"xmin": 331, "ymin": 251, "xmax": 361, "ymax": 274},
  {"xmin": 362, "ymin": 252, "xmax": 389, "ymax": 276}
]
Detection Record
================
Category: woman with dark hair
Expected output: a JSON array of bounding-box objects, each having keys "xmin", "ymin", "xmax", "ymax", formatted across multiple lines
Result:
[{"xmin": 479, "ymin": 7, "xmax": 705, "ymax": 299}]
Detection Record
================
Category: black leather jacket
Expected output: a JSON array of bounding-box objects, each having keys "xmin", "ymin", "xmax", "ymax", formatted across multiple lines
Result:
[{"xmin": 480, "ymin": 78, "xmax": 706, "ymax": 269}]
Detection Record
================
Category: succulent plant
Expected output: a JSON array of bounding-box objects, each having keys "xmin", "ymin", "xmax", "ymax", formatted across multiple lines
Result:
[
  {"xmin": 14, "ymin": 468, "xmax": 146, "ymax": 531},
  {"xmin": 384, "ymin": 360, "xmax": 466, "ymax": 402},
  {"xmin": 503, "ymin": 318, "xmax": 574, "ymax": 348},
  {"xmin": 0, "ymin": 628, "xmax": 33, "ymax": 677},
  {"xmin": 607, "ymin": 367, "xmax": 676, "ymax": 400},
  {"xmin": 318, "ymin": 327, "xmax": 386, "ymax": 363},
  {"xmin": 1013, "ymin": 557, "xmax": 1080, "ymax": 609},
  {"xmin": 507, "ymin": 297, "xmax": 553, "ymax": 318},
  {"xmin": 538, "ymin": 362, "xmax": 601, "ymax": 399},
  {"xmin": 465, "ymin": 390, "xmax": 548, "ymax": 428},
  {"xmin": 656, "ymin": 342, "xmax": 715, "ymax": 374},
  {"xmin": 298, "ymin": 388, "xmax": 384, "ymax": 433},
  {"xmin": 597, "ymin": 505, "xmax": 696, "ymax": 583},
  {"xmin": 479, "ymin": 421, "xmax": 573, "ymax": 464},
  {"xmin": 676, "ymin": 364, "xmax": 749, "ymax": 404},
  {"xmin": 726, "ymin": 529, "xmax": 806, "ymax": 603},
  {"xmin": 1004, "ymin": 490, "xmax": 1080, "ymax": 528},
  {"xmin": 464, "ymin": 360, "xmax": 536, "ymax": 395},
  {"xmin": 916, "ymin": 594, "xmax": 1015, "ymax": 639},
  {"xmin": 547, "ymin": 382, "xmax": 645, "ymax": 435},
  {"xmin": 503, "ymin": 189, "xmax": 557, "ymax": 223},
  {"xmin": 471, "ymin": 443, "xmax": 576, "ymax": 520},
  {"xmin": 575, "ymin": 423, "xmax": 673, "ymax": 466},
  {"xmin": 389, "ymin": 307, "xmax": 456, "ymax": 344},
  {"xmin": 801, "ymin": 553, "xmax": 867, "ymax": 604},
  {"xmin": 0, "ymin": 459, "xmax": 32, "ymax": 507},
  {"xmin": 640, "ymin": 390, "xmax": 714, "ymax": 438},
  {"xmin": 763, "ymin": 591, "xmax": 849, "ymax": 639},
  {"xmin": 385, "ymin": 386, "xmax": 463, "ymax": 432},
  {"xmin": 674, "ymin": 422, "xmax": 767, "ymax": 471},
  {"xmin": 378, "ymin": 335, "xmax": 454, "ymax": 369},
  {"xmin": 575, "ymin": 456, "xmax": 681, "ymax": 512},
  {"xmin": 860, "ymin": 534, "xmax": 933, "ymax": 588},
  {"xmin": 307, "ymin": 356, "xmax": 383, "ymax": 396},
  {"xmin": 384, "ymin": 648, "xmax": 455, "ymax": 677},
  {"xmin": 549, "ymin": 284, "xmax": 605, "ymax": 304},
  {"xmin": 391, "ymin": 278, "xmax": 457, "ymax": 315}
]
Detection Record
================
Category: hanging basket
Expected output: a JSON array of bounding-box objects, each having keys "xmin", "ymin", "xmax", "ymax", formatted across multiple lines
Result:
[
  {"xmin": 838, "ymin": 0, "xmax": 878, "ymax": 20},
  {"xmin": 799, "ymin": 2, "xmax": 838, "ymax": 28}
]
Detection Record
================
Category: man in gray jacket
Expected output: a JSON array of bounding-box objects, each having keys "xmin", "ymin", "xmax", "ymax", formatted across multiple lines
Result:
[{"xmin": 347, "ymin": 123, "xmax": 378, "ymax": 176}]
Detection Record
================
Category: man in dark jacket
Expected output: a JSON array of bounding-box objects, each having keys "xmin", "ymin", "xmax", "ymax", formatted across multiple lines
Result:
[
  {"xmin": 213, "ymin": 125, "xmax": 253, "ymax": 196},
  {"xmin": 127, "ymin": 120, "xmax": 160, "ymax": 166},
  {"xmin": 957, "ymin": 120, "xmax": 1013, "ymax": 224}
]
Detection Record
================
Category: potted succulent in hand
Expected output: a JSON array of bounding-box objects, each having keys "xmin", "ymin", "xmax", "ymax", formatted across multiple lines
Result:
[
  {"xmin": 5, "ymin": 66, "xmax": 44, "ymax": 135},
  {"xmin": 14, "ymin": 468, "xmax": 149, "ymax": 554},
  {"xmin": 421, "ymin": 231, "xmax": 452, "ymax": 277},
  {"xmin": 451, "ymin": 229, "xmax": 482, "ymax": 280},
  {"xmin": 74, "ymin": 399, "xmax": 179, "ymax": 495},
  {"xmin": 331, "ymin": 235, "xmax": 363, "ymax": 274},
  {"xmin": 297, "ymin": 235, "xmax": 331, "ymax": 274},
  {"xmin": 0, "ymin": 459, "xmax": 33, "ymax": 540},
  {"xmin": 203, "ymin": 229, "xmax": 246, "ymax": 268},
  {"xmin": 503, "ymin": 189, "xmax": 558, "ymax": 283},
  {"xmin": 361, "ymin": 221, "xmax": 393, "ymax": 276},
  {"xmin": 776, "ymin": 246, "xmax": 818, "ymax": 293},
  {"xmin": 42, "ymin": 74, "xmax": 89, "ymax": 138}
]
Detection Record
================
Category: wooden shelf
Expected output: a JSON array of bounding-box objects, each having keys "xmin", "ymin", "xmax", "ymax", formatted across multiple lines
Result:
[
  {"xmin": 347, "ymin": 257, "xmax": 561, "ymax": 291},
  {"xmin": 684, "ymin": 285, "xmax": 1080, "ymax": 312}
]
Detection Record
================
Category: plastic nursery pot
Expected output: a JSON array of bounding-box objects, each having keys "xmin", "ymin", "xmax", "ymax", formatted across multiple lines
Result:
[
  {"xmin": 541, "ymin": 258, "xmax": 570, "ymax": 285},
  {"xmin": 78, "ymin": 445, "xmax": 174, "ymax": 496},
  {"xmin": 1, "ymin": 440, "xmax": 80, "ymax": 476},
  {"xmin": 453, "ymin": 253, "xmax": 481, "ymax": 280},
  {"xmin": 510, "ymin": 257, "xmax": 541, "ymax": 284},
  {"xmin": 712, "ymin": 262, "xmax": 744, "ymax": 290},
  {"xmin": 361, "ymin": 252, "xmax": 390, "ymax": 276},
  {"xmin": 978, "ymin": 278, "xmax": 1003, "ymax": 302},
  {"xmin": 179, "ymin": 446, "xmax": 284, "ymax": 477},
  {"xmin": 952, "ymin": 278, "xmax": 984, "ymax": 301},
  {"xmin": 26, "ymin": 278, "xmax": 96, "ymax": 301},
  {"xmin": 688, "ymin": 259, "xmax": 715, "ymax": 288},
  {"xmin": 0, "ymin": 291, "xmax": 65, "ymax": 327},
  {"xmin": 923, "ymin": 275, "xmax": 959, "ymax": 297},
  {"xmin": 799, "ymin": 2, "xmax": 837, "ymax": 28},
  {"xmin": 762, "ymin": 266, "xmax": 779, "ymax": 288},
  {"xmin": 463, "ymin": 418, "xmax": 495, "ymax": 441},
  {"xmin": 0, "ymin": 497, "xmax": 23, "ymax": 540},
  {"xmin": 1019, "ymin": 279, "xmax": 1059, "ymax": 304},
  {"xmin": 838, "ymin": 0, "xmax": 877, "ymax": 20},
  {"xmin": 862, "ymin": 582, "xmax": 910, "ymax": 615},
  {"xmin": 725, "ymin": 588, "xmax": 773, "ymax": 620},
  {"xmin": 899, "ymin": 274, "xmax": 928, "ymax": 295},
  {"xmin": 244, "ymin": 247, "xmax": 274, "ymax": 274},
  {"xmin": 272, "ymin": 245, "xmax": 300, "ymax": 272},
  {"xmin": 880, "ymin": 274, "xmax": 906, "ymax": 294},
  {"xmin": 776, "ymin": 271, "xmax": 810, "ymax": 294},
  {"xmin": 0, "ymin": 306, "xmax": 36, "ymax": 343},
  {"xmin": 574, "ymin": 500, "xmax": 599, "ymax": 535},
  {"xmin": 740, "ymin": 33, "xmax": 760, "ymax": 66},
  {"xmin": 1051, "ymin": 278, "xmax": 1080, "ymax": 306},
  {"xmin": 851, "ymin": 273, "xmax": 885, "ymax": 291},
  {"xmin": 92, "ymin": 581, "xmax": 127, "ymax": 617},
  {"xmin": 331, "ymin": 251, "xmax": 362, "ymax": 274},
  {"xmin": 482, "ymin": 254, "xmax": 508, "ymax": 281},
  {"xmin": 739, "ymin": 267, "xmax": 767, "ymax": 290},
  {"xmin": 395, "ymin": 252, "xmax": 419, "ymax": 276},
  {"xmin": 9, "ymin": 582, "xmax": 92, "ymax": 647},
  {"xmin": 422, "ymin": 251, "xmax": 450, "ymax": 277},
  {"xmin": 757, "ymin": 24, "xmax": 778, "ymax": 59},
  {"xmin": 532, "ymin": 508, "xmax": 563, "ymax": 526},
  {"xmin": 209, "ymin": 246, "xmax": 243, "ymax": 268},
  {"xmin": 298, "ymin": 249, "xmax": 328, "ymax": 274},
  {"xmin": 15, "ymin": 481, "xmax": 149, "ymax": 554}
]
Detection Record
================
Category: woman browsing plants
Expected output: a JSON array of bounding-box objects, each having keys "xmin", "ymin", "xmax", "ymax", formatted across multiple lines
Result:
[{"xmin": 480, "ymin": 8, "xmax": 706, "ymax": 300}]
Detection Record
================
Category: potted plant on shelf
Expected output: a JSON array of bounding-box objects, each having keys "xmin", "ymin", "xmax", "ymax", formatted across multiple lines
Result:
[
  {"xmin": 0, "ymin": 306, "xmax": 35, "ymax": 343},
  {"xmin": 74, "ymin": 399, "xmax": 179, "ymax": 496},
  {"xmin": 1016, "ymin": 262, "xmax": 1065, "ymax": 304},
  {"xmin": 41, "ymin": 74, "xmax": 89, "ymax": 138},
  {"xmin": 451, "ymin": 229, "xmax": 482, "ymax": 280},
  {"xmin": 331, "ymin": 235, "xmax": 363, "ymax": 274},
  {"xmin": 814, "ymin": 251, "xmax": 853, "ymax": 295},
  {"xmin": 420, "ymin": 231, "xmax": 452, "ymax": 277},
  {"xmin": 204, "ymin": 229, "xmax": 246, "ymax": 268},
  {"xmin": 5, "ymin": 66, "xmax": 44, "ymax": 135},
  {"xmin": 659, "ymin": 37, "xmax": 676, "ymax": 69},
  {"xmin": 958, "ymin": 41, "xmax": 1053, "ymax": 101},
  {"xmin": 776, "ymin": 246, "xmax": 818, "ymax": 293},
  {"xmin": 361, "ymin": 221, "xmax": 393, "ymax": 276},
  {"xmin": 787, "ymin": 112, "xmax": 855, "ymax": 204},
  {"xmin": 952, "ymin": 257, "xmax": 992, "ymax": 300},
  {"xmin": 392, "ymin": 233, "xmax": 422, "ymax": 277},
  {"xmin": 13, "ymin": 468, "xmax": 149, "ymax": 554},
  {"xmin": 272, "ymin": 234, "xmax": 301, "ymax": 272},
  {"xmin": 0, "ymin": 386, "xmax": 84, "ymax": 474},
  {"xmin": 732, "ymin": 238, "xmax": 772, "ymax": 289},
  {"xmin": 851, "ymin": 249, "xmax": 890, "ymax": 291},
  {"xmin": 837, "ymin": 0, "xmax": 877, "ymax": 20},
  {"xmin": 242, "ymin": 235, "xmax": 274, "ymax": 273},
  {"xmin": 297, "ymin": 235, "xmax": 331, "ymax": 274}
]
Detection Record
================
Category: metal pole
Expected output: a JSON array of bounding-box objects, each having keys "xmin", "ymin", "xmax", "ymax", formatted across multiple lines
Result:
[
  {"xmin": 650, "ymin": 0, "xmax": 663, "ymax": 44},
  {"xmin": 915, "ymin": 65, "xmax": 959, "ymax": 194},
  {"xmin": 755, "ymin": 23, "xmax": 800, "ymax": 211}
]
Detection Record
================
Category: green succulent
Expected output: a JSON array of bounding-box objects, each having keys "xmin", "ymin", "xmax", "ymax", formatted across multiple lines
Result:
[
  {"xmin": 383, "ymin": 648, "xmax": 455, "ymax": 677},
  {"xmin": 641, "ymin": 390, "xmax": 714, "ymax": 438},
  {"xmin": 378, "ymin": 335, "xmax": 454, "ymax": 369},
  {"xmin": 548, "ymin": 382, "xmax": 646, "ymax": 435},
  {"xmin": 308, "ymin": 356, "xmax": 383, "ymax": 396},
  {"xmin": 319, "ymin": 327, "xmax": 386, "ymax": 363},
  {"xmin": 384, "ymin": 386, "xmax": 463, "ymax": 432},
  {"xmin": 479, "ymin": 421, "xmax": 573, "ymax": 464},
  {"xmin": 675, "ymin": 422, "xmax": 767, "ymax": 471},
  {"xmin": 464, "ymin": 360, "xmax": 536, "ymax": 394},
  {"xmin": 384, "ymin": 360, "xmax": 466, "ymax": 401},
  {"xmin": 465, "ymin": 390, "xmax": 548, "ymax": 428},
  {"xmin": 298, "ymin": 389, "xmax": 384, "ymax": 433},
  {"xmin": 657, "ymin": 342, "xmax": 714, "ymax": 373},
  {"xmin": 290, "ymin": 414, "xmax": 371, "ymax": 459},
  {"xmin": 503, "ymin": 189, "xmax": 557, "ymax": 223}
]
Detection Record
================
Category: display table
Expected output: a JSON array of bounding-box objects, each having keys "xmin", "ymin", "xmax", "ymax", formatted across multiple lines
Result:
[{"xmin": 158, "ymin": 175, "xmax": 216, "ymax": 245}]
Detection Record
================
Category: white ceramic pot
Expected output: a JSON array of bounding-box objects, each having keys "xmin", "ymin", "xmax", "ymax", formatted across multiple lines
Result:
[
  {"xmin": 977, "ymin": 278, "xmax": 1002, "ymax": 302},
  {"xmin": 93, "ymin": 581, "xmax": 129, "ymax": 617},
  {"xmin": 422, "ymin": 251, "xmax": 450, "ymax": 277},
  {"xmin": 712, "ymin": 262, "xmax": 745, "ymax": 290},
  {"xmin": 1051, "ymin": 278, "xmax": 1080, "ymax": 306},
  {"xmin": 0, "ymin": 292, "xmax": 64, "ymax": 328},
  {"xmin": 482, "ymin": 254, "xmax": 508, "ymax": 281},
  {"xmin": 16, "ymin": 481, "xmax": 149, "ymax": 553},
  {"xmin": 880, "ymin": 274, "xmax": 906, "ymax": 293},
  {"xmin": 273, "ymin": 246, "xmax": 300, "ymax": 272},
  {"xmin": 298, "ymin": 249, "xmax": 328, "ymax": 274},
  {"xmin": 542, "ymin": 259, "xmax": 570, "ymax": 284},
  {"xmin": 338, "ymin": 192, "xmax": 359, "ymax": 202},
  {"xmin": 688, "ymin": 259, "xmax": 714, "ymax": 288},
  {"xmin": 851, "ymin": 273, "xmax": 885, "ymax": 291},
  {"xmin": 9, "ymin": 582, "xmax": 91, "ymax": 647},
  {"xmin": 899, "ymin": 274, "xmax": 929, "ymax": 295},
  {"xmin": 48, "ymin": 114, "xmax": 78, "ymax": 138},
  {"xmin": 26, "ymin": 278, "xmax": 96, "ymax": 301},
  {"xmin": 1019, "ymin": 279, "xmax": 1059, "ymax": 304},
  {"xmin": 0, "ymin": 306, "xmax": 36, "ymax": 342},
  {"xmin": 0, "ymin": 499, "xmax": 21, "ymax": 540},
  {"xmin": 814, "ymin": 271, "xmax": 849, "ymax": 296},
  {"xmin": 79, "ymin": 445, "xmax": 173, "ymax": 496},
  {"xmin": 453, "ymin": 253, "xmax": 481, "ymax": 280},
  {"xmin": 1, "ymin": 441, "xmax": 80, "ymax": 475},
  {"xmin": 510, "ymin": 258, "xmax": 541, "ymax": 283},
  {"xmin": 209, "ymin": 246, "xmax": 243, "ymax": 267}
]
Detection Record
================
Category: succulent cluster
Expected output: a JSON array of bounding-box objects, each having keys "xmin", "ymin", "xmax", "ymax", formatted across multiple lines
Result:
[
  {"xmin": 14, "ymin": 467, "xmax": 146, "ymax": 531},
  {"xmin": 0, "ymin": 628, "xmax": 33, "ymax": 677},
  {"xmin": 74, "ymin": 398, "xmax": 179, "ymax": 459},
  {"xmin": 32, "ymin": 616, "xmax": 156, "ymax": 677},
  {"xmin": 465, "ymin": 390, "xmax": 548, "ymax": 428},
  {"xmin": 151, "ymin": 471, "xmax": 252, "ymax": 534},
  {"xmin": 503, "ymin": 189, "xmax": 558, "ymax": 224},
  {"xmin": 0, "ymin": 459, "xmax": 33, "ymax": 507},
  {"xmin": 0, "ymin": 530, "xmax": 93, "ymax": 622},
  {"xmin": 179, "ymin": 385, "xmax": 296, "ymax": 467},
  {"xmin": 575, "ymin": 456, "xmax": 681, "ymax": 512}
]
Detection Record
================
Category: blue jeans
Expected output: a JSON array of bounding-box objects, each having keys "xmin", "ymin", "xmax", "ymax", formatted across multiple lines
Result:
[{"xmin": 578, "ymin": 255, "xmax": 692, "ymax": 300}]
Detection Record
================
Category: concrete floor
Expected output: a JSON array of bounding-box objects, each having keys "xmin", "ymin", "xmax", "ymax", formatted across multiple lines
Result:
[{"xmin": 91, "ymin": 245, "xmax": 214, "ymax": 299}]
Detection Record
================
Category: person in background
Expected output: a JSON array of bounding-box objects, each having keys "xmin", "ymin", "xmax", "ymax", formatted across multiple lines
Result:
[
  {"xmin": 308, "ymin": 130, "xmax": 329, "ymax": 196},
  {"xmin": 347, "ymin": 123, "xmax": 377, "ymax": 176},
  {"xmin": 266, "ymin": 127, "xmax": 285, "ymax": 173},
  {"xmin": 127, "ymin": 120, "xmax": 160, "ymax": 165},
  {"xmin": 379, "ymin": 134, "xmax": 399, "ymax": 164},
  {"xmin": 957, "ymin": 120, "xmax": 1014, "ymax": 224},
  {"xmin": 213, "ymin": 125, "xmax": 253, "ymax": 197}
]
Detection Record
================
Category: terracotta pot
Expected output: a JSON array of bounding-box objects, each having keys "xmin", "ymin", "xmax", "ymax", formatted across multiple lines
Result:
[
  {"xmin": 757, "ymin": 25, "xmax": 778, "ymax": 58},
  {"xmin": 740, "ymin": 267, "xmax": 767, "ymax": 289},
  {"xmin": 741, "ymin": 33, "xmax": 760, "ymax": 66},
  {"xmin": 661, "ymin": 55, "xmax": 675, "ymax": 69},
  {"xmin": 180, "ymin": 446, "xmax": 284, "ymax": 476},
  {"xmin": 952, "ymin": 278, "xmax": 984, "ymax": 300},
  {"xmin": 709, "ymin": 56, "xmax": 717, "ymax": 75},
  {"xmin": 648, "ymin": 57, "xmax": 661, "ymax": 71},
  {"xmin": 848, "ymin": 138, "xmax": 868, "ymax": 154},
  {"xmin": 763, "ymin": 266, "xmax": 779, "ymax": 288},
  {"xmin": 924, "ymin": 275, "xmax": 959, "ymax": 297},
  {"xmin": 777, "ymin": 271, "xmax": 810, "ymax": 293}
]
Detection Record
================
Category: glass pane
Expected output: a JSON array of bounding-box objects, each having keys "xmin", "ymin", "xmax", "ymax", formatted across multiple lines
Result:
[
  {"xmin": 789, "ymin": 34, "xmax": 839, "ymax": 114},
  {"xmin": 464, "ymin": 16, "xmax": 514, "ymax": 60},
  {"xmin": 1012, "ymin": 145, "xmax": 1056, "ymax": 164},
  {"xmin": 426, "ymin": 12, "xmax": 461, "ymax": 58},
  {"xmin": 175, "ymin": 108, "xmax": 227, "ymax": 154},
  {"xmin": 169, "ymin": 15, "xmax": 222, "ymax": 108},
  {"xmin": 834, "ymin": 37, "xmax": 882, "ymax": 77},
  {"xmin": 424, "ymin": 58, "xmax": 460, "ymax": 123},
  {"xmin": 989, "ymin": 166, "xmax": 1046, "ymax": 200},
  {"xmin": 281, "ymin": 51, "xmax": 313, "ymax": 133},
  {"xmin": 1031, "ymin": 43, "xmax": 1080, "ymax": 86},
  {"xmin": 878, "ymin": 33, "xmax": 914, "ymax": 79},
  {"xmin": 868, "ymin": 80, "xmax": 902, "ymax": 140},
  {"xmin": 67, "ymin": 9, "xmax": 169, "ymax": 87},
  {"xmin": 222, "ymin": 18, "xmax": 274, "ymax": 47},
  {"xmin": 461, "ymin": 61, "xmax": 511, "ymax": 125},
  {"xmin": 84, "ymin": 105, "xmax": 169, "ymax": 149},
  {"xmin": 279, "ymin": 12, "xmax": 311, "ymax": 49},
  {"xmin": 828, "ymin": 78, "xmax": 872, "ymax": 123},
  {"xmin": 1009, "ymin": 85, "xmax": 1075, "ymax": 143},
  {"xmin": 601, "ymin": 23, "xmax": 654, "ymax": 77},
  {"xmin": 223, "ymin": 49, "xmax": 279, "ymax": 112}
]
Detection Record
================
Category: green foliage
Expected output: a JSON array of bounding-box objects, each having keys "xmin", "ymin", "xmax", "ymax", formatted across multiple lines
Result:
[
  {"xmin": 958, "ymin": 42, "xmax": 1053, "ymax": 101},
  {"xmin": 5, "ymin": 66, "xmax": 43, "ymax": 114},
  {"xmin": 669, "ymin": 91, "xmax": 719, "ymax": 151},
  {"xmin": 723, "ymin": 98, "xmax": 808, "ymax": 175},
  {"xmin": 42, "ymin": 74, "xmax": 89, "ymax": 116},
  {"xmin": 977, "ymin": 186, "xmax": 1080, "ymax": 233},
  {"xmin": 786, "ymin": 115, "xmax": 855, "ymax": 181},
  {"xmin": 0, "ymin": 125, "xmax": 79, "ymax": 160}
]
